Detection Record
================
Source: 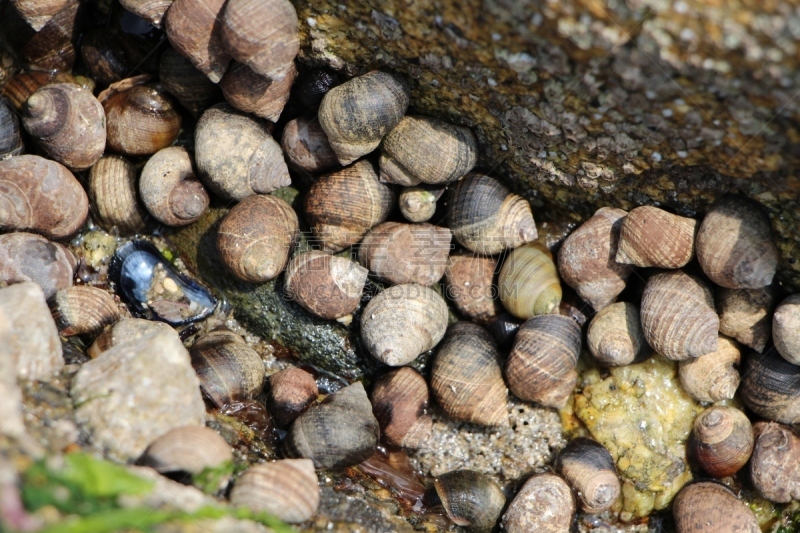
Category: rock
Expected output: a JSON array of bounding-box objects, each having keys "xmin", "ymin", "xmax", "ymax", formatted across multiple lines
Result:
[
  {"xmin": 123, "ymin": 466, "xmax": 220, "ymax": 513},
  {"xmin": 0, "ymin": 281, "xmax": 63, "ymax": 382},
  {"xmin": 71, "ymin": 329, "xmax": 206, "ymax": 461},
  {"xmin": 294, "ymin": 0, "xmax": 800, "ymax": 292},
  {"xmin": 568, "ymin": 356, "xmax": 704, "ymax": 520},
  {"xmin": 0, "ymin": 232, "xmax": 75, "ymax": 300}
]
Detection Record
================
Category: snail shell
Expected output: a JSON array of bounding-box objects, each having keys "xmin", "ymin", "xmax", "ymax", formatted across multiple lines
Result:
[
  {"xmin": 773, "ymin": 294, "xmax": 800, "ymax": 365},
  {"xmin": 266, "ymin": 367, "xmax": 318, "ymax": 427},
  {"xmin": 750, "ymin": 422, "xmax": 800, "ymax": 503},
  {"xmin": 220, "ymin": 61, "xmax": 296, "ymax": 122},
  {"xmin": 0, "ymin": 154, "xmax": 89, "ymax": 240},
  {"xmin": 189, "ymin": 328, "xmax": 266, "ymax": 408},
  {"xmin": 555, "ymin": 437, "xmax": 620, "ymax": 514},
  {"xmin": 103, "ymin": 85, "xmax": 182, "ymax": 157},
  {"xmin": 716, "ymin": 286, "xmax": 774, "ymax": 353},
  {"xmin": 1, "ymin": 70, "xmax": 78, "ymax": 110},
  {"xmin": 615, "ymin": 206, "xmax": 698, "ymax": 268},
  {"xmin": 216, "ymin": 194, "xmax": 299, "ymax": 283},
  {"xmin": 79, "ymin": 28, "xmax": 128, "ymax": 87},
  {"xmin": 286, "ymin": 250, "xmax": 368, "ymax": 319},
  {"xmin": 280, "ymin": 115, "xmax": 340, "ymax": 175},
  {"xmin": 696, "ymin": 195, "xmax": 778, "ymax": 289},
  {"xmin": 293, "ymin": 68, "xmax": 344, "ymax": 110},
  {"xmin": 672, "ymin": 481, "xmax": 759, "ymax": 533},
  {"xmin": 557, "ymin": 207, "xmax": 632, "ymax": 311},
  {"xmin": 687, "ymin": 406, "xmax": 753, "ymax": 478},
  {"xmin": 119, "ymin": 0, "xmax": 172, "ymax": 27},
  {"xmin": 379, "ymin": 115, "xmax": 478, "ymax": 186},
  {"xmin": 640, "ymin": 270, "xmax": 719, "ymax": 361},
  {"xmin": 284, "ymin": 250, "xmax": 367, "ymax": 320},
  {"xmin": 678, "ymin": 335, "xmax": 741, "ymax": 403},
  {"xmin": 10, "ymin": 0, "xmax": 69, "ymax": 31},
  {"xmin": 447, "ymin": 173, "xmax": 537, "ymax": 255},
  {"xmin": 89, "ymin": 155, "xmax": 149, "ymax": 235},
  {"xmin": 432, "ymin": 470, "xmax": 506, "ymax": 533},
  {"xmin": 498, "ymin": 243, "xmax": 562, "ymax": 319},
  {"xmin": 506, "ymin": 314, "xmax": 581, "ymax": 408},
  {"xmin": 587, "ymin": 301, "xmax": 648, "ymax": 367},
  {"xmin": 0, "ymin": 97, "xmax": 24, "ymax": 159},
  {"xmin": 444, "ymin": 253, "xmax": 502, "ymax": 325},
  {"xmin": 140, "ymin": 425, "xmax": 232, "ymax": 475},
  {"xmin": 195, "ymin": 104, "xmax": 290, "ymax": 201},
  {"xmin": 487, "ymin": 313, "xmax": 522, "ymax": 351},
  {"xmin": 319, "ymin": 71, "xmax": 410, "ymax": 165},
  {"xmin": 158, "ymin": 48, "xmax": 221, "ymax": 117},
  {"xmin": 164, "ymin": 0, "xmax": 230, "ymax": 82},
  {"xmin": 304, "ymin": 160, "xmax": 395, "ymax": 253},
  {"xmin": 139, "ymin": 147, "xmax": 209, "ymax": 227},
  {"xmin": 220, "ymin": 0, "xmax": 299, "ymax": 82},
  {"xmin": 502, "ymin": 473, "xmax": 575, "ymax": 533},
  {"xmin": 87, "ymin": 317, "xmax": 172, "ymax": 358},
  {"xmin": 371, "ymin": 366, "xmax": 432, "ymax": 449},
  {"xmin": 2, "ymin": 0, "xmax": 79, "ymax": 71},
  {"xmin": 50, "ymin": 286, "xmax": 121, "ymax": 337},
  {"xmin": 430, "ymin": 322, "xmax": 509, "ymax": 427},
  {"xmin": 740, "ymin": 348, "xmax": 800, "ymax": 425},
  {"xmin": 286, "ymin": 382, "xmax": 380, "ymax": 469},
  {"xmin": 399, "ymin": 186, "xmax": 443, "ymax": 223},
  {"xmin": 0, "ymin": 232, "xmax": 75, "ymax": 300},
  {"xmin": 358, "ymin": 222, "xmax": 452, "ymax": 286},
  {"xmin": 230, "ymin": 459, "xmax": 319, "ymax": 523},
  {"xmin": 360, "ymin": 283, "xmax": 449, "ymax": 366}
]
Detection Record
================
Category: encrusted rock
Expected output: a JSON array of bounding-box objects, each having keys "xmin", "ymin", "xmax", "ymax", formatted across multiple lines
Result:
[{"xmin": 71, "ymin": 329, "xmax": 206, "ymax": 461}]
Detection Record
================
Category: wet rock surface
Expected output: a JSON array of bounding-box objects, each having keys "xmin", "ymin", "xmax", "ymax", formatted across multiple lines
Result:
[{"xmin": 71, "ymin": 328, "xmax": 206, "ymax": 461}]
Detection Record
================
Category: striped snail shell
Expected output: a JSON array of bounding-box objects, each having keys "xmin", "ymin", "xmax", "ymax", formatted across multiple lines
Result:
[
  {"xmin": 615, "ymin": 206, "xmax": 698, "ymax": 269},
  {"xmin": 432, "ymin": 470, "xmax": 506, "ymax": 533},
  {"xmin": 284, "ymin": 250, "xmax": 367, "ymax": 320},
  {"xmin": 430, "ymin": 322, "xmax": 508, "ymax": 427},
  {"xmin": 447, "ymin": 172, "xmax": 537, "ymax": 255},
  {"xmin": 319, "ymin": 71, "xmax": 410, "ymax": 165},
  {"xmin": 0, "ymin": 232, "xmax": 76, "ymax": 300},
  {"xmin": 398, "ymin": 186, "xmax": 444, "ymax": 223},
  {"xmin": 696, "ymin": 195, "xmax": 778, "ymax": 289},
  {"xmin": 139, "ymin": 425, "xmax": 232, "ymax": 475},
  {"xmin": 89, "ymin": 155, "xmax": 149, "ymax": 236},
  {"xmin": 9, "ymin": 0, "xmax": 69, "ymax": 31},
  {"xmin": 673, "ymin": 482, "xmax": 759, "ymax": 533},
  {"xmin": 716, "ymin": 286, "xmax": 774, "ymax": 353},
  {"xmin": 687, "ymin": 406, "xmax": 753, "ymax": 478},
  {"xmin": 740, "ymin": 348, "xmax": 800, "ymax": 425},
  {"xmin": 164, "ymin": 0, "xmax": 231, "ymax": 82},
  {"xmin": 371, "ymin": 366, "xmax": 432, "ymax": 449},
  {"xmin": 506, "ymin": 314, "xmax": 581, "ymax": 408},
  {"xmin": 444, "ymin": 253, "xmax": 502, "ymax": 325},
  {"xmin": 360, "ymin": 284, "xmax": 449, "ymax": 366},
  {"xmin": 587, "ymin": 301, "xmax": 648, "ymax": 367},
  {"xmin": 555, "ymin": 437, "xmax": 620, "ymax": 514},
  {"xmin": 50, "ymin": 286, "xmax": 121, "ymax": 337},
  {"xmin": 230, "ymin": 459, "xmax": 319, "ymax": 523},
  {"xmin": 103, "ymin": 85, "xmax": 182, "ymax": 157},
  {"xmin": 498, "ymin": 243, "xmax": 561, "ymax": 319},
  {"xmin": 220, "ymin": 61, "xmax": 297, "ymax": 123},
  {"xmin": 558, "ymin": 206, "xmax": 632, "ymax": 311},
  {"xmin": 379, "ymin": 115, "xmax": 478, "ymax": 186},
  {"xmin": 678, "ymin": 336, "xmax": 741, "ymax": 403},
  {"xmin": 304, "ymin": 160, "xmax": 395, "ymax": 253},
  {"xmin": 640, "ymin": 270, "xmax": 719, "ymax": 361}
]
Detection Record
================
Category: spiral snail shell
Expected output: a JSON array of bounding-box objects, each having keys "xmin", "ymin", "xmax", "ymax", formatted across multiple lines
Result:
[
  {"xmin": 431, "ymin": 322, "xmax": 508, "ymax": 427},
  {"xmin": 398, "ymin": 186, "xmax": 443, "ymax": 223},
  {"xmin": 103, "ymin": 85, "xmax": 181, "ymax": 157},
  {"xmin": 379, "ymin": 115, "xmax": 478, "ymax": 186},
  {"xmin": 10, "ymin": 0, "xmax": 69, "ymax": 31},
  {"xmin": 687, "ymin": 406, "xmax": 753, "ymax": 478},
  {"xmin": 447, "ymin": 173, "xmax": 537, "ymax": 255},
  {"xmin": 772, "ymin": 294, "xmax": 800, "ymax": 365},
  {"xmin": 216, "ymin": 194, "xmax": 299, "ymax": 283},
  {"xmin": 750, "ymin": 422, "xmax": 800, "ymax": 503},
  {"xmin": 139, "ymin": 147, "xmax": 209, "ymax": 227},
  {"xmin": 230, "ymin": 459, "xmax": 319, "ymax": 523},
  {"xmin": 716, "ymin": 286, "xmax": 774, "ymax": 353},
  {"xmin": 0, "ymin": 97, "xmax": 23, "ymax": 159},
  {"xmin": 615, "ymin": 206, "xmax": 697, "ymax": 269},
  {"xmin": 506, "ymin": 314, "xmax": 581, "ymax": 408},
  {"xmin": 89, "ymin": 155, "xmax": 149, "ymax": 235},
  {"xmin": 558, "ymin": 206, "xmax": 631, "ymax": 311},
  {"xmin": 220, "ymin": 61, "xmax": 297, "ymax": 122},
  {"xmin": 587, "ymin": 301, "xmax": 648, "ymax": 367},
  {"xmin": 432, "ymin": 470, "xmax": 506, "ymax": 533},
  {"xmin": 501, "ymin": 473, "xmax": 575, "ymax": 533},
  {"xmin": 0, "ymin": 232, "xmax": 76, "ymax": 300},
  {"xmin": 444, "ymin": 253, "xmax": 502, "ymax": 325},
  {"xmin": 672, "ymin": 482, "xmax": 759, "ymax": 533},
  {"xmin": 50, "ymin": 286, "xmax": 121, "ymax": 337},
  {"xmin": 678, "ymin": 335, "xmax": 741, "ymax": 403},
  {"xmin": 284, "ymin": 250, "xmax": 367, "ymax": 320},
  {"xmin": 555, "ymin": 437, "xmax": 620, "ymax": 514},
  {"xmin": 140, "ymin": 425, "xmax": 233, "ymax": 475},
  {"xmin": 740, "ymin": 348, "xmax": 800, "ymax": 425},
  {"xmin": 280, "ymin": 115, "xmax": 340, "ymax": 175},
  {"xmin": 319, "ymin": 71, "xmax": 410, "ymax": 165},
  {"xmin": 360, "ymin": 283, "xmax": 449, "ymax": 366},
  {"xmin": 498, "ymin": 243, "xmax": 561, "ymax": 319},
  {"xmin": 371, "ymin": 366, "xmax": 432, "ymax": 449},
  {"xmin": 266, "ymin": 367, "xmax": 318, "ymax": 428}
]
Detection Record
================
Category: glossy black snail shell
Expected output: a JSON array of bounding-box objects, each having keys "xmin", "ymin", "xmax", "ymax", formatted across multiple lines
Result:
[{"xmin": 109, "ymin": 240, "xmax": 217, "ymax": 325}]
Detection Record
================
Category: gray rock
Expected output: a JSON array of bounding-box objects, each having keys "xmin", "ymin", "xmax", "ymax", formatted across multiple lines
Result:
[
  {"xmin": 71, "ymin": 328, "xmax": 206, "ymax": 461},
  {"xmin": 0, "ymin": 281, "xmax": 63, "ymax": 382}
]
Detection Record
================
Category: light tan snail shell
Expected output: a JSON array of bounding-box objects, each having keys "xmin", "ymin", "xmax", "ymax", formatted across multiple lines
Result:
[
  {"xmin": 89, "ymin": 155, "xmax": 149, "ymax": 235},
  {"xmin": 716, "ymin": 286, "xmax": 774, "ymax": 353},
  {"xmin": 615, "ymin": 206, "xmax": 698, "ymax": 269},
  {"xmin": 229, "ymin": 459, "xmax": 319, "ymax": 523},
  {"xmin": 587, "ymin": 301, "xmax": 648, "ymax": 367},
  {"xmin": 678, "ymin": 336, "xmax": 741, "ymax": 403},
  {"xmin": 50, "ymin": 285, "xmax": 121, "ymax": 337},
  {"xmin": 498, "ymin": 243, "xmax": 562, "ymax": 319},
  {"xmin": 164, "ymin": 0, "xmax": 231, "ymax": 82},
  {"xmin": 139, "ymin": 147, "xmax": 209, "ymax": 227}
]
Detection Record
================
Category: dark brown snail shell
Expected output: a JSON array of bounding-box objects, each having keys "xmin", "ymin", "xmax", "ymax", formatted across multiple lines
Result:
[
  {"xmin": 555, "ymin": 437, "xmax": 620, "ymax": 514},
  {"xmin": 0, "ymin": 97, "xmax": 24, "ymax": 159},
  {"xmin": 79, "ymin": 28, "xmax": 129, "ymax": 87},
  {"xmin": 216, "ymin": 194, "xmax": 299, "ymax": 283},
  {"xmin": 220, "ymin": 60, "xmax": 296, "ymax": 122},
  {"xmin": 285, "ymin": 382, "xmax": 379, "ymax": 469},
  {"xmin": 1, "ymin": 0, "xmax": 80, "ymax": 71},
  {"xmin": 1, "ymin": 70, "xmax": 78, "ymax": 110},
  {"xmin": 750, "ymin": 422, "xmax": 800, "ymax": 503},
  {"xmin": 430, "ymin": 322, "xmax": 508, "ymax": 427},
  {"xmin": 103, "ymin": 85, "xmax": 181, "ymax": 156},
  {"xmin": 0, "ymin": 154, "xmax": 89, "ymax": 240},
  {"xmin": 370, "ymin": 366, "xmax": 432, "ymax": 449},
  {"xmin": 672, "ymin": 481, "xmax": 759, "ymax": 533},
  {"xmin": 506, "ymin": 314, "xmax": 581, "ymax": 408},
  {"xmin": 687, "ymin": 406, "xmax": 753, "ymax": 478},
  {"xmin": 432, "ymin": 470, "xmax": 506, "ymax": 533},
  {"xmin": 293, "ymin": 68, "xmax": 343, "ymax": 109},
  {"xmin": 266, "ymin": 367, "xmax": 318, "ymax": 428},
  {"xmin": 740, "ymin": 348, "xmax": 800, "ymax": 425},
  {"xmin": 189, "ymin": 328, "xmax": 266, "ymax": 408},
  {"xmin": 158, "ymin": 47, "xmax": 221, "ymax": 116}
]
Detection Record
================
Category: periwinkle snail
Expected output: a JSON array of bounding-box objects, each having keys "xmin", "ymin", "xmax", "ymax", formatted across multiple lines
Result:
[
  {"xmin": 555, "ymin": 437, "xmax": 621, "ymax": 514},
  {"xmin": 103, "ymin": 84, "xmax": 182, "ymax": 156},
  {"xmin": 672, "ymin": 481, "xmax": 759, "ymax": 533},
  {"xmin": 687, "ymin": 406, "xmax": 753, "ymax": 478},
  {"xmin": 139, "ymin": 147, "xmax": 210, "ymax": 227},
  {"xmin": 430, "ymin": 470, "xmax": 506, "ymax": 533}
]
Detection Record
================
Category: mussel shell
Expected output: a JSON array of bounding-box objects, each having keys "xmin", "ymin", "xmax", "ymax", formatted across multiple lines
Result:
[{"xmin": 108, "ymin": 240, "xmax": 216, "ymax": 325}]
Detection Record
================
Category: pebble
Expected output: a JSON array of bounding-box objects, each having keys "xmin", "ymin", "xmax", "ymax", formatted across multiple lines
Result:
[
  {"xmin": 0, "ymin": 281, "xmax": 63, "ymax": 382},
  {"xmin": 71, "ymin": 328, "xmax": 206, "ymax": 461}
]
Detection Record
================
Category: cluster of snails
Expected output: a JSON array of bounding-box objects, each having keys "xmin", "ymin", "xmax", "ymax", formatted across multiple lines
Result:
[{"xmin": 2, "ymin": 0, "xmax": 800, "ymax": 531}]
